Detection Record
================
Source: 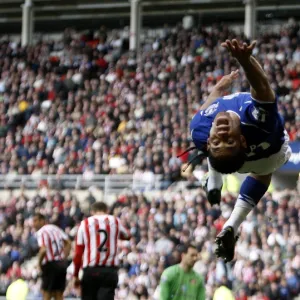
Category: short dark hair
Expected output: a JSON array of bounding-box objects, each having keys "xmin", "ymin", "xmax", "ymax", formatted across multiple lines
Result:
[
  {"xmin": 179, "ymin": 243, "xmax": 197, "ymax": 254},
  {"xmin": 208, "ymin": 148, "xmax": 246, "ymax": 174},
  {"xmin": 33, "ymin": 213, "xmax": 46, "ymax": 221},
  {"xmin": 91, "ymin": 202, "xmax": 108, "ymax": 213}
]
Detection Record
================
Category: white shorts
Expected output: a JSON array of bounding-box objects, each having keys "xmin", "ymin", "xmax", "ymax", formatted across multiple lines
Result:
[{"xmin": 238, "ymin": 131, "xmax": 292, "ymax": 175}]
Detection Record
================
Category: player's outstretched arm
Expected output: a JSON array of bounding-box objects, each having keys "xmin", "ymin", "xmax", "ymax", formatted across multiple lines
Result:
[
  {"xmin": 222, "ymin": 39, "xmax": 275, "ymax": 103},
  {"xmin": 200, "ymin": 70, "xmax": 239, "ymax": 110}
]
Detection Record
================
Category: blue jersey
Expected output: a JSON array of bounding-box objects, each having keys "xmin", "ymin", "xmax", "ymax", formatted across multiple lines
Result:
[{"xmin": 190, "ymin": 92, "xmax": 285, "ymax": 162}]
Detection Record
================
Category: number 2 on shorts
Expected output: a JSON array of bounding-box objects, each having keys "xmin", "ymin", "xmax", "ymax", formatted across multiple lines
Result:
[{"xmin": 98, "ymin": 229, "xmax": 108, "ymax": 252}]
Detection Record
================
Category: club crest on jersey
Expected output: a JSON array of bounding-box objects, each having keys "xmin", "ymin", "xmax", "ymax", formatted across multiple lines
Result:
[
  {"xmin": 251, "ymin": 107, "xmax": 267, "ymax": 122},
  {"xmin": 204, "ymin": 102, "xmax": 219, "ymax": 116}
]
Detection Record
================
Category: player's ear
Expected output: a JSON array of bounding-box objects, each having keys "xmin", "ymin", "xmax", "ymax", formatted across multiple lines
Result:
[
  {"xmin": 240, "ymin": 135, "xmax": 247, "ymax": 148},
  {"xmin": 207, "ymin": 138, "xmax": 211, "ymax": 150}
]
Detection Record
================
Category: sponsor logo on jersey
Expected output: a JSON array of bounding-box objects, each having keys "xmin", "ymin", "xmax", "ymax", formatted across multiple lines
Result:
[{"xmin": 246, "ymin": 142, "xmax": 271, "ymax": 157}]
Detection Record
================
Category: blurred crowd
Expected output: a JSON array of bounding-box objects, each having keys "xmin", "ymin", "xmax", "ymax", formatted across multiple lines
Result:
[
  {"xmin": 0, "ymin": 18, "xmax": 299, "ymax": 183},
  {"xmin": 0, "ymin": 188, "xmax": 85, "ymax": 298},
  {"xmin": 0, "ymin": 17, "xmax": 298, "ymax": 300},
  {"xmin": 115, "ymin": 187, "xmax": 300, "ymax": 300},
  {"xmin": 0, "ymin": 184, "xmax": 298, "ymax": 299}
]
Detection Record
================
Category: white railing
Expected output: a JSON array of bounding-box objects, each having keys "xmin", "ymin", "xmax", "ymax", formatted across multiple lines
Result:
[{"xmin": 0, "ymin": 174, "xmax": 165, "ymax": 197}]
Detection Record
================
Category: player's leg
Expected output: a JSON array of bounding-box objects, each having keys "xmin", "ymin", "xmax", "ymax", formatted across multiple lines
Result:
[
  {"xmin": 215, "ymin": 174, "xmax": 271, "ymax": 262},
  {"xmin": 203, "ymin": 158, "xmax": 223, "ymax": 205},
  {"xmin": 53, "ymin": 291, "xmax": 64, "ymax": 300},
  {"xmin": 42, "ymin": 291, "xmax": 52, "ymax": 300},
  {"xmin": 81, "ymin": 267, "xmax": 100, "ymax": 300},
  {"xmin": 97, "ymin": 267, "xmax": 118, "ymax": 300},
  {"xmin": 97, "ymin": 288, "xmax": 115, "ymax": 300},
  {"xmin": 41, "ymin": 263, "xmax": 53, "ymax": 300},
  {"xmin": 46, "ymin": 261, "xmax": 67, "ymax": 300}
]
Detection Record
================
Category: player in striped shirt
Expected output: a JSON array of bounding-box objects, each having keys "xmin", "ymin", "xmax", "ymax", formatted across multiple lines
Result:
[
  {"xmin": 72, "ymin": 201, "xmax": 131, "ymax": 300},
  {"xmin": 33, "ymin": 213, "xmax": 71, "ymax": 300}
]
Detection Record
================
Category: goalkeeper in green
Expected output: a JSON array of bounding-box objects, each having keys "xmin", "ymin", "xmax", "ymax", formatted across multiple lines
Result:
[{"xmin": 159, "ymin": 244, "xmax": 206, "ymax": 300}]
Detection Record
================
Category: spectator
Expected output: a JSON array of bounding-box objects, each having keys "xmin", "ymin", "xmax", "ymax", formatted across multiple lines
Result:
[
  {"xmin": 0, "ymin": 19, "xmax": 297, "ymax": 300},
  {"xmin": 6, "ymin": 262, "xmax": 21, "ymax": 281}
]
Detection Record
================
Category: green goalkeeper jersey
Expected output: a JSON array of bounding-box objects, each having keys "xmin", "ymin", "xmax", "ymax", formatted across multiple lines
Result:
[{"xmin": 159, "ymin": 264, "xmax": 206, "ymax": 300}]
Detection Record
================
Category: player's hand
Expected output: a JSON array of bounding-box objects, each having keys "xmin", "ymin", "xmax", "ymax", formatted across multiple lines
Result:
[
  {"xmin": 215, "ymin": 70, "xmax": 239, "ymax": 91},
  {"xmin": 221, "ymin": 39, "xmax": 256, "ymax": 64}
]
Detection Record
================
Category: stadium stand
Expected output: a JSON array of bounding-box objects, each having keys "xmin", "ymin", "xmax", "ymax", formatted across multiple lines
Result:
[
  {"xmin": 0, "ymin": 16, "xmax": 298, "ymax": 300},
  {"xmin": 0, "ymin": 21, "xmax": 299, "ymax": 178},
  {"xmin": 0, "ymin": 185, "xmax": 299, "ymax": 299}
]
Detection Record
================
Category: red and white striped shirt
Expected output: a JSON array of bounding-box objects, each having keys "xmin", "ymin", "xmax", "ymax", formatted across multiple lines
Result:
[
  {"xmin": 73, "ymin": 214, "xmax": 130, "ymax": 275},
  {"xmin": 36, "ymin": 224, "xmax": 68, "ymax": 264}
]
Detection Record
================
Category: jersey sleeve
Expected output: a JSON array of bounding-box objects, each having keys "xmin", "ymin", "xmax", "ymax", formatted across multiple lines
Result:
[
  {"xmin": 245, "ymin": 94, "xmax": 279, "ymax": 130},
  {"xmin": 249, "ymin": 94, "xmax": 278, "ymax": 119},
  {"xmin": 159, "ymin": 268, "xmax": 175, "ymax": 300},
  {"xmin": 76, "ymin": 222, "xmax": 85, "ymax": 246},
  {"xmin": 36, "ymin": 232, "xmax": 45, "ymax": 248},
  {"xmin": 190, "ymin": 111, "xmax": 212, "ymax": 152},
  {"xmin": 197, "ymin": 276, "xmax": 206, "ymax": 300},
  {"xmin": 73, "ymin": 223, "xmax": 85, "ymax": 278}
]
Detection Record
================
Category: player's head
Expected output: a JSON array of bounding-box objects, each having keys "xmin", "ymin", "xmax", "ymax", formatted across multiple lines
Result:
[
  {"xmin": 32, "ymin": 213, "xmax": 46, "ymax": 231},
  {"xmin": 91, "ymin": 202, "xmax": 108, "ymax": 215},
  {"xmin": 180, "ymin": 244, "xmax": 198, "ymax": 270},
  {"xmin": 207, "ymin": 111, "xmax": 247, "ymax": 174}
]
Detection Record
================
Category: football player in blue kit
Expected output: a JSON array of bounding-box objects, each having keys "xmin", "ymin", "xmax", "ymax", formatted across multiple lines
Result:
[{"xmin": 189, "ymin": 39, "xmax": 291, "ymax": 262}]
